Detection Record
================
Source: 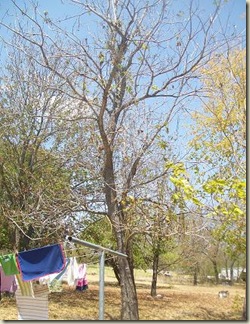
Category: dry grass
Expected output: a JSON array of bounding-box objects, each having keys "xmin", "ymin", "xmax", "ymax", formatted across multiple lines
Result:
[{"xmin": 0, "ymin": 268, "xmax": 245, "ymax": 320}]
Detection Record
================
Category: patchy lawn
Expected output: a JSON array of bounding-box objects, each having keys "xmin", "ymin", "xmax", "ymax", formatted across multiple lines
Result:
[
  {"xmin": 0, "ymin": 267, "xmax": 245, "ymax": 320},
  {"xmin": 0, "ymin": 281, "xmax": 245, "ymax": 320}
]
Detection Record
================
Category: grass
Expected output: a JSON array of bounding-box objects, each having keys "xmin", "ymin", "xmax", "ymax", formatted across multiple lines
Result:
[{"xmin": 0, "ymin": 266, "xmax": 246, "ymax": 320}]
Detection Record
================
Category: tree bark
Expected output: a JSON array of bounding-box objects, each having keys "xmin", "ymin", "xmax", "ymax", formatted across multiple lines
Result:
[
  {"xmin": 230, "ymin": 260, "xmax": 236, "ymax": 286},
  {"xmin": 212, "ymin": 260, "xmax": 219, "ymax": 285},
  {"xmin": 113, "ymin": 218, "xmax": 139, "ymax": 320},
  {"xmin": 193, "ymin": 263, "xmax": 199, "ymax": 286},
  {"xmin": 103, "ymin": 152, "xmax": 139, "ymax": 320},
  {"xmin": 151, "ymin": 250, "xmax": 159, "ymax": 297},
  {"xmin": 105, "ymin": 257, "xmax": 121, "ymax": 286},
  {"xmin": 118, "ymin": 256, "xmax": 139, "ymax": 320},
  {"xmin": 225, "ymin": 258, "xmax": 229, "ymax": 278}
]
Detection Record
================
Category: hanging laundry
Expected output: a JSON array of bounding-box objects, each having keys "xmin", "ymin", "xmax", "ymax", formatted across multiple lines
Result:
[
  {"xmin": 76, "ymin": 263, "xmax": 88, "ymax": 291},
  {"xmin": 16, "ymin": 244, "xmax": 66, "ymax": 281},
  {"xmin": 76, "ymin": 278, "xmax": 88, "ymax": 291},
  {"xmin": 49, "ymin": 279, "xmax": 62, "ymax": 292},
  {"xmin": 15, "ymin": 274, "xmax": 34, "ymax": 297},
  {"xmin": 61, "ymin": 257, "xmax": 80, "ymax": 287},
  {"xmin": 38, "ymin": 273, "xmax": 58, "ymax": 286},
  {"xmin": 39, "ymin": 258, "xmax": 70, "ymax": 292},
  {"xmin": 49, "ymin": 258, "xmax": 70, "ymax": 292},
  {"xmin": 0, "ymin": 254, "xmax": 19, "ymax": 275},
  {"xmin": 52, "ymin": 258, "xmax": 70, "ymax": 282},
  {"xmin": 15, "ymin": 288, "xmax": 49, "ymax": 320},
  {"xmin": 0, "ymin": 266, "xmax": 17, "ymax": 293},
  {"xmin": 32, "ymin": 282, "xmax": 49, "ymax": 298}
]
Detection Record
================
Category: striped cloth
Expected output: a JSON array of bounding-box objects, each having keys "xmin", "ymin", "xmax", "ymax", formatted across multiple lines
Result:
[
  {"xmin": 32, "ymin": 282, "xmax": 49, "ymax": 297},
  {"xmin": 15, "ymin": 274, "xmax": 34, "ymax": 297},
  {"xmin": 15, "ymin": 288, "xmax": 49, "ymax": 320}
]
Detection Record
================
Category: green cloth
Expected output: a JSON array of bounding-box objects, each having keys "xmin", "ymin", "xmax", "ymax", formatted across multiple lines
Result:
[
  {"xmin": 49, "ymin": 279, "xmax": 62, "ymax": 292},
  {"xmin": 0, "ymin": 254, "xmax": 19, "ymax": 275}
]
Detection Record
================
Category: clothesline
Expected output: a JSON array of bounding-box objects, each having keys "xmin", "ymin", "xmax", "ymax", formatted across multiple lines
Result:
[
  {"xmin": 64, "ymin": 250, "xmax": 96, "ymax": 257},
  {"xmin": 1, "ymin": 237, "xmax": 127, "ymax": 321},
  {"xmin": 64, "ymin": 254, "xmax": 117, "ymax": 265},
  {"xmin": 0, "ymin": 243, "xmax": 89, "ymax": 320},
  {"xmin": 1, "ymin": 246, "xmax": 117, "ymax": 270},
  {"xmin": 83, "ymin": 255, "xmax": 117, "ymax": 265},
  {"xmin": 63, "ymin": 242, "xmax": 119, "ymax": 263}
]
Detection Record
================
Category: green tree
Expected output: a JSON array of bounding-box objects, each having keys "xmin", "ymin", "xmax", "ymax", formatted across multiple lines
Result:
[{"xmin": 0, "ymin": 49, "xmax": 76, "ymax": 249}]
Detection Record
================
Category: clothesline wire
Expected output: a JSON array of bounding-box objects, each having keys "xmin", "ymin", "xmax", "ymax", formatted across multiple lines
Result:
[
  {"xmin": 83, "ymin": 255, "xmax": 116, "ymax": 266},
  {"xmin": 63, "ymin": 247, "xmax": 118, "ymax": 257},
  {"xmin": 63, "ymin": 247, "xmax": 96, "ymax": 253},
  {"xmin": 63, "ymin": 240, "xmax": 118, "ymax": 256},
  {"xmin": 66, "ymin": 253, "xmax": 97, "ymax": 259},
  {"xmin": 62, "ymin": 255, "xmax": 117, "ymax": 265},
  {"xmin": 63, "ymin": 245, "xmax": 118, "ymax": 261}
]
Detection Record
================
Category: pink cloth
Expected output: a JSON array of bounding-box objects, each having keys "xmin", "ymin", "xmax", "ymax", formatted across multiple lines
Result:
[
  {"xmin": 0, "ymin": 266, "xmax": 17, "ymax": 293},
  {"xmin": 76, "ymin": 264, "xmax": 88, "ymax": 289},
  {"xmin": 76, "ymin": 278, "xmax": 84, "ymax": 287},
  {"xmin": 78, "ymin": 264, "xmax": 86, "ymax": 278}
]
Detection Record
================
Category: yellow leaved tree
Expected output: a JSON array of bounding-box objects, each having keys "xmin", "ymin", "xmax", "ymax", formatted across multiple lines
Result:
[{"xmin": 190, "ymin": 47, "xmax": 246, "ymax": 267}]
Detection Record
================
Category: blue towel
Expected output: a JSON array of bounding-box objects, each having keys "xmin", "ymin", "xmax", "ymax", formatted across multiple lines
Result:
[{"xmin": 17, "ymin": 244, "xmax": 66, "ymax": 282}]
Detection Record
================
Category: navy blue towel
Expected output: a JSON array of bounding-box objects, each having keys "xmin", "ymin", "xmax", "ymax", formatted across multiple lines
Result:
[{"xmin": 17, "ymin": 244, "xmax": 66, "ymax": 281}]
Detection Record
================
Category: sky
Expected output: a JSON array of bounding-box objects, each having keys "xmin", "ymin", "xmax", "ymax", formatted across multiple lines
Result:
[
  {"xmin": 0, "ymin": 0, "xmax": 246, "ymax": 68},
  {"xmin": 0, "ymin": 0, "xmax": 246, "ymax": 32}
]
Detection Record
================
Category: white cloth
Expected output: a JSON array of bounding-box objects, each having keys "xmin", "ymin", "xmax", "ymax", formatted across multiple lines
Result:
[
  {"xmin": 38, "ymin": 273, "xmax": 58, "ymax": 285},
  {"xmin": 15, "ymin": 288, "xmax": 49, "ymax": 320},
  {"xmin": 38, "ymin": 257, "xmax": 79, "ymax": 287},
  {"xmin": 61, "ymin": 257, "xmax": 80, "ymax": 286}
]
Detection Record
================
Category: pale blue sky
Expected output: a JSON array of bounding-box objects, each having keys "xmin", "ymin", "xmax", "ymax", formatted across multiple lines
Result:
[{"xmin": 0, "ymin": 0, "xmax": 246, "ymax": 31}]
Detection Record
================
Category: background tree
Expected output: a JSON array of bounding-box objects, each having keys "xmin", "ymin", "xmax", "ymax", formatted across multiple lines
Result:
[
  {"xmin": 135, "ymin": 176, "xmax": 178, "ymax": 297},
  {"xmin": 189, "ymin": 47, "xmax": 246, "ymax": 264},
  {"xmin": 0, "ymin": 47, "xmax": 79, "ymax": 249},
  {"xmin": 188, "ymin": 47, "xmax": 246, "ymax": 311}
]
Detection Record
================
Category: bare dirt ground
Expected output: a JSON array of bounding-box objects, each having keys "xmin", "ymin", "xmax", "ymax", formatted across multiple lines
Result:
[{"xmin": 0, "ymin": 281, "xmax": 245, "ymax": 320}]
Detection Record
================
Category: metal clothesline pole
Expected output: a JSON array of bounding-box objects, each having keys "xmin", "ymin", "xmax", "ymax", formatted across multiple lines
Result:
[
  {"xmin": 65, "ymin": 236, "xmax": 127, "ymax": 320},
  {"xmin": 99, "ymin": 250, "xmax": 105, "ymax": 320}
]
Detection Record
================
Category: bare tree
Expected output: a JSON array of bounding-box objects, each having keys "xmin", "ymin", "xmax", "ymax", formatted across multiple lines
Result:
[{"xmin": 0, "ymin": 0, "xmax": 241, "ymax": 319}]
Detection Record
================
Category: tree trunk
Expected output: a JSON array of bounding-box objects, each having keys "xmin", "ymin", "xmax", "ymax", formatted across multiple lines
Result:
[
  {"xmin": 230, "ymin": 261, "xmax": 235, "ymax": 286},
  {"xmin": 112, "ymin": 218, "xmax": 139, "ymax": 320},
  {"xmin": 212, "ymin": 260, "xmax": 219, "ymax": 285},
  {"xmin": 106, "ymin": 257, "xmax": 121, "ymax": 285},
  {"xmin": 103, "ymin": 155, "xmax": 139, "ymax": 320},
  {"xmin": 14, "ymin": 227, "xmax": 20, "ymax": 251},
  {"xmin": 118, "ymin": 256, "xmax": 139, "ymax": 320},
  {"xmin": 193, "ymin": 263, "xmax": 198, "ymax": 286},
  {"xmin": 151, "ymin": 250, "xmax": 159, "ymax": 297},
  {"xmin": 225, "ymin": 259, "xmax": 229, "ymax": 278}
]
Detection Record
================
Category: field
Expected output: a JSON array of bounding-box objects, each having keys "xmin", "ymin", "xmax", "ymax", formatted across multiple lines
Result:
[{"xmin": 0, "ymin": 266, "xmax": 245, "ymax": 320}]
